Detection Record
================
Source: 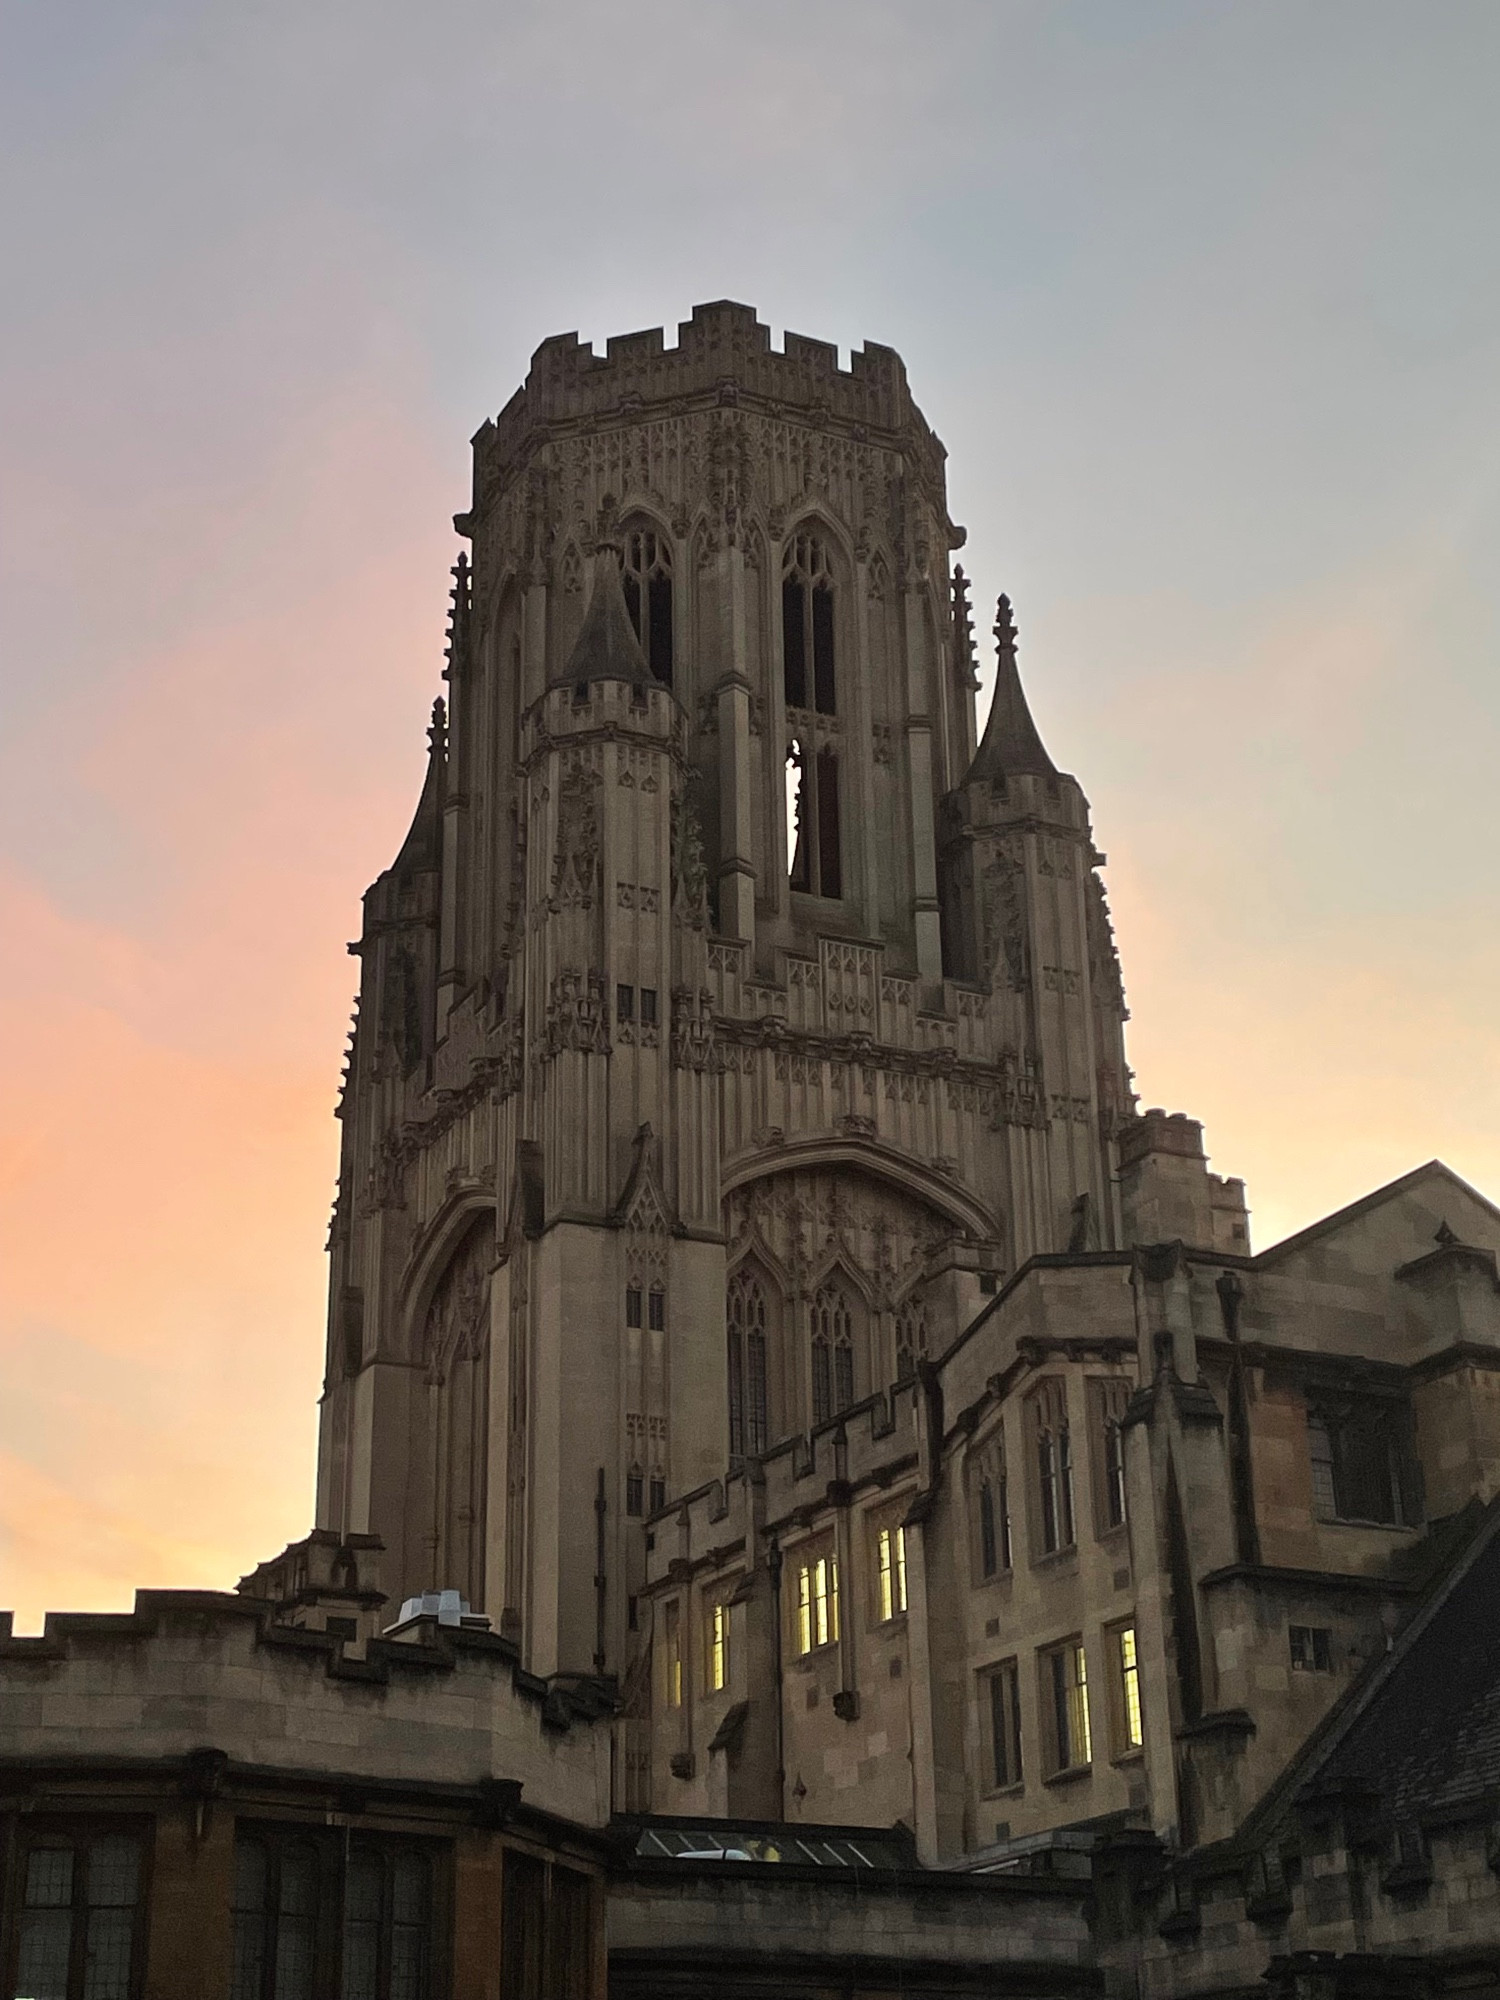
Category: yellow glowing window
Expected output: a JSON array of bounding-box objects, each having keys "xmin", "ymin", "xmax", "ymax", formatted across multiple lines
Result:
[
  {"xmin": 877, "ymin": 1525, "xmax": 907, "ymax": 1621},
  {"xmin": 796, "ymin": 1556, "xmax": 839, "ymax": 1654},
  {"xmin": 706, "ymin": 1600, "xmax": 730, "ymax": 1693},
  {"xmin": 1119, "ymin": 1625, "xmax": 1142, "ymax": 1748},
  {"xmin": 664, "ymin": 1599, "xmax": 682, "ymax": 1707}
]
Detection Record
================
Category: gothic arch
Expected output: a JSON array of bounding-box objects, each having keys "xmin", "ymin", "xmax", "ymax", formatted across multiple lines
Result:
[
  {"xmin": 400, "ymin": 1191, "xmax": 497, "ymax": 1363},
  {"xmin": 410, "ymin": 1210, "xmax": 495, "ymax": 1613},
  {"xmin": 722, "ymin": 1136, "xmax": 1001, "ymax": 1247}
]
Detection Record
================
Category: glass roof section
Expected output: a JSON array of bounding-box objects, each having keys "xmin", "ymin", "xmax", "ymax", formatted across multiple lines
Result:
[{"xmin": 634, "ymin": 1824, "xmax": 909, "ymax": 1868}]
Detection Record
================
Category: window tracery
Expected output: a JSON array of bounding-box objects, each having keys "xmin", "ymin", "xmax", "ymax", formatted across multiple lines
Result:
[
  {"xmin": 811, "ymin": 1279, "xmax": 856, "ymax": 1426},
  {"xmin": 894, "ymin": 1292, "xmax": 928, "ymax": 1384},
  {"xmin": 620, "ymin": 526, "xmax": 673, "ymax": 686},
  {"xmin": 727, "ymin": 1269, "xmax": 770, "ymax": 1457},
  {"xmin": 1030, "ymin": 1378, "xmax": 1075, "ymax": 1555}
]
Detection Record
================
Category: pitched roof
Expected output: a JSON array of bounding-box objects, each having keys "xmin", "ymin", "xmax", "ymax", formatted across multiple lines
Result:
[
  {"xmin": 551, "ymin": 548, "xmax": 656, "ymax": 692},
  {"xmin": 1237, "ymin": 1496, "xmax": 1500, "ymax": 1849},
  {"xmin": 964, "ymin": 593, "xmax": 1058, "ymax": 786},
  {"xmin": 1253, "ymin": 1159, "xmax": 1500, "ymax": 1268}
]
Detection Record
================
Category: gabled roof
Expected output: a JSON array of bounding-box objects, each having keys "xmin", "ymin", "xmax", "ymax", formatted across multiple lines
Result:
[{"xmin": 1253, "ymin": 1159, "xmax": 1500, "ymax": 1268}]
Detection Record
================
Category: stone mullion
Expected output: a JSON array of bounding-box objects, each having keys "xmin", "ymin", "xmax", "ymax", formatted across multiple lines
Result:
[
  {"xmin": 901, "ymin": 585, "xmax": 943, "ymax": 983},
  {"xmin": 717, "ymin": 543, "xmax": 757, "ymax": 946},
  {"xmin": 849, "ymin": 557, "xmax": 881, "ymax": 940}
]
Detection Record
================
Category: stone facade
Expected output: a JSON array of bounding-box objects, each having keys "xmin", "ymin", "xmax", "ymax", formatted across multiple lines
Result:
[{"xmin": 6, "ymin": 304, "xmax": 1500, "ymax": 1999}]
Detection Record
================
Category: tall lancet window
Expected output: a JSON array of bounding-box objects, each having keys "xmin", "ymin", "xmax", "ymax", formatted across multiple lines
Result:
[
  {"xmin": 727, "ymin": 1270, "xmax": 770, "ymax": 1457},
  {"xmin": 785, "ymin": 739, "xmax": 842, "ymax": 899},
  {"xmin": 782, "ymin": 533, "xmax": 836, "ymax": 714},
  {"xmin": 811, "ymin": 1280, "xmax": 856, "ymax": 1427},
  {"xmin": 620, "ymin": 527, "xmax": 674, "ymax": 686}
]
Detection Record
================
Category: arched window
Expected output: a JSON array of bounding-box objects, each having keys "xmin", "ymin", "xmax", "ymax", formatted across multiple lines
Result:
[
  {"xmin": 1031, "ymin": 1380, "xmax": 1075, "ymax": 1555},
  {"xmin": 811, "ymin": 1280, "xmax": 856, "ymax": 1426},
  {"xmin": 727, "ymin": 1270, "xmax": 770, "ymax": 1457},
  {"xmin": 895, "ymin": 1293, "xmax": 928, "ymax": 1384},
  {"xmin": 974, "ymin": 1437, "xmax": 1012, "ymax": 1579},
  {"xmin": 782, "ymin": 533, "xmax": 835, "ymax": 714},
  {"xmin": 620, "ymin": 527, "xmax": 673, "ymax": 686},
  {"xmin": 786, "ymin": 737, "xmax": 842, "ymax": 899}
]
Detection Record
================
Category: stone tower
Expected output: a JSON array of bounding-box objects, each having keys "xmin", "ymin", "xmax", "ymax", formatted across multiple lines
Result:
[{"xmin": 315, "ymin": 301, "xmax": 1131, "ymax": 1693}]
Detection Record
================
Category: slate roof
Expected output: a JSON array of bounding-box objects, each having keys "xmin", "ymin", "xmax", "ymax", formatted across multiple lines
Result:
[
  {"xmin": 1240, "ymin": 1496, "xmax": 1500, "ymax": 1848},
  {"xmin": 551, "ymin": 548, "xmax": 656, "ymax": 692},
  {"xmin": 1305, "ymin": 1503, "xmax": 1500, "ymax": 1826}
]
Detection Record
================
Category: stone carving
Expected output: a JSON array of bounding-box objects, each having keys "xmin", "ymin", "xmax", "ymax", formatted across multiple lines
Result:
[
  {"xmin": 980, "ymin": 839, "xmax": 1029, "ymax": 992},
  {"xmin": 552, "ymin": 761, "xmax": 599, "ymax": 909},
  {"xmin": 670, "ymin": 793, "xmax": 709, "ymax": 930},
  {"xmin": 545, "ymin": 968, "xmax": 610, "ymax": 1056},
  {"xmin": 671, "ymin": 987, "xmax": 716, "ymax": 1072}
]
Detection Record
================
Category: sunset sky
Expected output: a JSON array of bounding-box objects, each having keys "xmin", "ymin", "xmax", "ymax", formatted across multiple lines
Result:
[{"xmin": 2, "ymin": 1, "xmax": 1497, "ymax": 1629}]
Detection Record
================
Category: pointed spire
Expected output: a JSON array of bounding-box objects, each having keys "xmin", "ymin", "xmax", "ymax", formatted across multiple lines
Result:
[
  {"xmin": 550, "ymin": 545, "xmax": 656, "ymax": 692},
  {"xmin": 389, "ymin": 696, "xmax": 446, "ymax": 878},
  {"xmin": 964, "ymin": 592, "xmax": 1058, "ymax": 785}
]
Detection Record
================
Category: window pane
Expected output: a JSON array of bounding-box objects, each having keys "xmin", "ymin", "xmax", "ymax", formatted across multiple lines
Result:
[
  {"xmin": 25, "ymin": 1848, "xmax": 75, "ymax": 1909},
  {"xmin": 782, "ymin": 576, "xmax": 807, "ymax": 707},
  {"xmin": 275, "ymin": 1849, "xmax": 318, "ymax": 2000},
  {"xmin": 811, "ymin": 583, "xmax": 836, "ymax": 715},
  {"xmin": 341, "ymin": 1851, "xmax": 381, "ymax": 2000},
  {"xmin": 82, "ymin": 1908, "xmax": 135, "ymax": 2000},
  {"xmin": 15, "ymin": 1908, "xmax": 73, "ymax": 2000}
]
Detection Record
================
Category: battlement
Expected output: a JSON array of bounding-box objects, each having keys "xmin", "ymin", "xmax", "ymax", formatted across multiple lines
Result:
[{"xmin": 475, "ymin": 300, "xmax": 939, "ymax": 498}]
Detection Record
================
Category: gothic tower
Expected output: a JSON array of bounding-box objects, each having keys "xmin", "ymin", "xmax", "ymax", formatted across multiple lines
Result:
[{"xmin": 316, "ymin": 302, "xmax": 1131, "ymax": 1693}]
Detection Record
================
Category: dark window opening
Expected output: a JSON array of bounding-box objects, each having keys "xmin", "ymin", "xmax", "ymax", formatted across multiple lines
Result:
[
  {"xmin": 649, "ymin": 1473, "xmax": 666, "ymax": 1513},
  {"xmin": 639, "ymin": 988, "xmax": 658, "ymax": 1027},
  {"xmin": 1289, "ymin": 1624, "xmax": 1332, "ymax": 1673},
  {"xmin": 616, "ymin": 984, "xmax": 634, "ymax": 1024},
  {"xmin": 728, "ymin": 1272, "xmax": 770, "ymax": 1457},
  {"xmin": 782, "ymin": 533, "xmax": 835, "ymax": 715},
  {"xmin": 625, "ymin": 1287, "xmax": 642, "ymax": 1329},
  {"xmin": 13, "ymin": 1829, "xmax": 144, "ymax": 2000},
  {"xmin": 1033, "ymin": 1383, "xmax": 1075, "ymax": 1556},
  {"xmin": 626, "ymin": 1466, "xmax": 643, "ymax": 1517},
  {"xmin": 786, "ymin": 738, "xmax": 842, "ymax": 900},
  {"xmin": 620, "ymin": 528, "xmax": 674, "ymax": 687},
  {"xmin": 501, "ymin": 1847, "xmax": 593, "ymax": 2000},
  {"xmin": 782, "ymin": 575, "xmax": 806, "ymax": 708},
  {"xmin": 987, "ymin": 1660, "xmax": 1023, "ymax": 1789},
  {"xmin": 811, "ymin": 583, "xmax": 836, "ymax": 714},
  {"xmin": 648, "ymin": 1286, "xmax": 665, "ymax": 1332},
  {"xmin": 811, "ymin": 1281, "xmax": 856, "ymax": 1427},
  {"xmin": 1308, "ymin": 1398, "xmax": 1418, "ymax": 1527}
]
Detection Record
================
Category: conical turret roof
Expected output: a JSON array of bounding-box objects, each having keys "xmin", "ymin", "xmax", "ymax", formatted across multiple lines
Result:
[
  {"xmin": 965, "ymin": 594, "xmax": 1057, "ymax": 785},
  {"xmin": 551, "ymin": 547, "xmax": 656, "ymax": 692}
]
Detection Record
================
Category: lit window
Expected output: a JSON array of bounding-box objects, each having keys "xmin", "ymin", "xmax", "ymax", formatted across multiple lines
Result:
[
  {"xmin": 1118, "ymin": 1625, "xmax": 1143, "ymax": 1749},
  {"xmin": 706, "ymin": 1600, "xmax": 730, "ymax": 1693},
  {"xmin": 876, "ymin": 1524, "xmax": 908, "ymax": 1621},
  {"xmin": 663, "ymin": 1600, "xmax": 682, "ymax": 1707},
  {"xmin": 795, "ymin": 1554, "xmax": 839, "ymax": 1655},
  {"xmin": 1043, "ymin": 1639, "xmax": 1091, "ymax": 1771}
]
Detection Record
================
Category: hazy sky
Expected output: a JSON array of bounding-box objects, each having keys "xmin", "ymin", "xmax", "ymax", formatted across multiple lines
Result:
[{"xmin": 2, "ymin": 1, "xmax": 1497, "ymax": 1627}]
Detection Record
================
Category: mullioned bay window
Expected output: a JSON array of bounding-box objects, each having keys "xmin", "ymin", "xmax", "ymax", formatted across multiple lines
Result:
[{"xmin": 794, "ymin": 1549, "xmax": 840, "ymax": 1655}]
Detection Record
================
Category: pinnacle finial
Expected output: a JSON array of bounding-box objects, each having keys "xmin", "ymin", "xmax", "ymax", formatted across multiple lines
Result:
[
  {"xmin": 428, "ymin": 697, "xmax": 447, "ymax": 755},
  {"xmin": 994, "ymin": 592, "xmax": 1017, "ymax": 658},
  {"xmin": 952, "ymin": 567, "xmax": 980, "ymax": 689}
]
